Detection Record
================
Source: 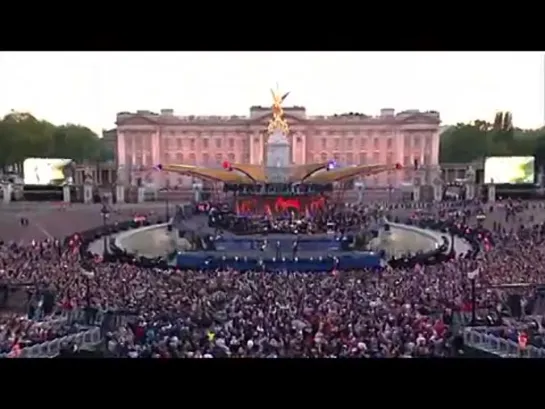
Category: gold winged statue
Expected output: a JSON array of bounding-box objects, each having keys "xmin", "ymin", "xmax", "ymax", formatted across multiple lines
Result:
[{"xmin": 267, "ymin": 86, "xmax": 290, "ymax": 135}]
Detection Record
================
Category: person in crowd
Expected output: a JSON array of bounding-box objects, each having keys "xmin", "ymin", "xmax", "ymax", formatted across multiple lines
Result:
[{"xmin": 0, "ymin": 199, "xmax": 545, "ymax": 357}]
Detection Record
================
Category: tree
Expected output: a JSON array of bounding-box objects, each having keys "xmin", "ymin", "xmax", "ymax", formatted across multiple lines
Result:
[{"xmin": 0, "ymin": 111, "xmax": 105, "ymax": 172}]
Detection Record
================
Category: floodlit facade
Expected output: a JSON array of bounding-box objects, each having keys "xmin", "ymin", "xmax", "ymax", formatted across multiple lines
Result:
[{"xmin": 116, "ymin": 106, "xmax": 441, "ymax": 187}]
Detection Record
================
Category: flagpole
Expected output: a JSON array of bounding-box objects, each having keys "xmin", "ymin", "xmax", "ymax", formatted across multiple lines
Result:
[
  {"xmin": 471, "ymin": 277, "xmax": 476, "ymax": 326},
  {"xmin": 467, "ymin": 267, "xmax": 479, "ymax": 326}
]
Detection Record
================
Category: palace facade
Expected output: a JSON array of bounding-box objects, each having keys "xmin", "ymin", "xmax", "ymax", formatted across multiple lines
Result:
[{"xmin": 115, "ymin": 106, "xmax": 441, "ymax": 187}]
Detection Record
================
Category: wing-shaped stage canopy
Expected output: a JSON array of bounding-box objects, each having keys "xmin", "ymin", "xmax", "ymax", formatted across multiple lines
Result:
[
  {"xmin": 161, "ymin": 164, "xmax": 253, "ymax": 184},
  {"xmin": 304, "ymin": 164, "xmax": 398, "ymax": 183},
  {"xmin": 289, "ymin": 163, "xmax": 328, "ymax": 182},
  {"xmin": 229, "ymin": 163, "xmax": 329, "ymax": 183},
  {"xmin": 229, "ymin": 164, "xmax": 268, "ymax": 183},
  {"xmin": 161, "ymin": 163, "xmax": 399, "ymax": 184}
]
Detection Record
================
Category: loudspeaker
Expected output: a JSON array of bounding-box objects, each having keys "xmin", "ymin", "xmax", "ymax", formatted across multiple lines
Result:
[
  {"xmin": 43, "ymin": 292, "xmax": 55, "ymax": 315},
  {"xmin": 340, "ymin": 236, "xmax": 351, "ymax": 251},
  {"xmin": 508, "ymin": 294, "xmax": 522, "ymax": 318}
]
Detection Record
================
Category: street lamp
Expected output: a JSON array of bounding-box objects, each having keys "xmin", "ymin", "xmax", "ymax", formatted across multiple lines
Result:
[
  {"xmin": 467, "ymin": 268, "xmax": 479, "ymax": 326},
  {"xmin": 100, "ymin": 204, "xmax": 110, "ymax": 258},
  {"xmin": 81, "ymin": 268, "xmax": 95, "ymax": 325},
  {"xmin": 165, "ymin": 189, "xmax": 170, "ymax": 221}
]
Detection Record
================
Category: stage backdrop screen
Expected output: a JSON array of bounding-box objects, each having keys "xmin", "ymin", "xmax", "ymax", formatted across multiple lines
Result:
[
  {"xmin": 484, "ymin": 156, "xmax": 535, "ymax": 184},
  {"xmin": 23, "ymin": 158, "xmax": 74, "ymax": 186}
]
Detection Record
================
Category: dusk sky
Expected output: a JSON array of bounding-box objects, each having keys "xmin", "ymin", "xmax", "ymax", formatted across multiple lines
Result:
[{"xmin": 0, "ymin": 52, "xmax": 543, "ymax": 136}]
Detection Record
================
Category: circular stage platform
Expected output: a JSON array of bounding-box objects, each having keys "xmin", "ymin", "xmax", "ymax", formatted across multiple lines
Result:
[{"xmin": 109, "ymin": 216, "xmax": 445, "ymax": 271}]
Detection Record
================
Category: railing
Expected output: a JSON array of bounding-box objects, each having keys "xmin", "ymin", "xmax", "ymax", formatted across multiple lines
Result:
[
  {"xmin": 0, "ymin": 327, "xmax": 101, "ymax": 358},
  {"xmin": 463, "ymin": 327, "xmax": 545, "ymax": 358}
]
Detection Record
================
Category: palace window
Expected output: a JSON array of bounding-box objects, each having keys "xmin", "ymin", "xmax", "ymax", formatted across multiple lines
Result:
[
  {"xmin": 386, "ymin": 152, "xmax": 394, "ymax": 165},
  {"xmin": 203, "ymin": 139, "xmax": 209, "ymax": 149},
  {"xmin": 359, "ymin": 152, "xmax": 367, "ymax": 164},
  {"xmin": 404, "ymin": 135, "xmax": 411, "ymax": 148}
]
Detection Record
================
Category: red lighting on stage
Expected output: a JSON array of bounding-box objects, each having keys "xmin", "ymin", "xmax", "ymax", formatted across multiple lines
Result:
[
  {"xmin": 236, "ymin": 195, "xmax": 327, "ymax": 216},
  {"xmin": 395, "ymin": 163, "xmax": 403, "ymax": 170},
  {"xmin": 222, "ymin": 160, "xmax": 232, "ymax": 170}
]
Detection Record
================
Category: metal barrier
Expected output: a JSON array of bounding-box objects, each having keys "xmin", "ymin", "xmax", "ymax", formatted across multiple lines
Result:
[
  {"xmin": 0, "ymin": 327, "xmax": 102, "ymax": 358},
  {"xmin": 463, "ymin": 328, "xmax": 545, "ymax": 358},
  {"xmin": 41, "ymin": 308, "xmax": 106, "ymax": 327}
]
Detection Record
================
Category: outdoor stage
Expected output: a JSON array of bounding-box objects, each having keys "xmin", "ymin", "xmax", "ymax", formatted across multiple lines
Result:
[
  {"xmin": 174, "ymin": 232, "xmax": 384, "ymax": 271},
  {"xmin": 175, "ymin": 250, "xmax": 384, "ymax": 271}
]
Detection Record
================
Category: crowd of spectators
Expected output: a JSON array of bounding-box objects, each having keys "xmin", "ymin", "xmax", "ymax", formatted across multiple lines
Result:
[{"xmin": 0, "ymin": 199, "xmax": 545, "ymax": 357}]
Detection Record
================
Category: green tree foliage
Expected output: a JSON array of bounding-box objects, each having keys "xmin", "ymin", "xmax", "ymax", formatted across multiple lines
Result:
[
  {"xmin": 0, "ymin": 111, "xmax": 114, "ymax": 171},
  {"xmin": 439, "ymin": 111, "xmax": 545, "ymax": 166}
]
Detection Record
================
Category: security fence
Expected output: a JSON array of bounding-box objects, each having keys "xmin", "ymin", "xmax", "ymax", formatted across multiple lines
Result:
[{"xmin": 463, "ymin": 327, "xmax": 545, "ymax": 358}]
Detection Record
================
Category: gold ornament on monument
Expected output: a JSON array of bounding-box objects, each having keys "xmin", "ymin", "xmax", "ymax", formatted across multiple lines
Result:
[{"xmin": 267, "ymin": 85, "xmax": 290, "ymax": 135}]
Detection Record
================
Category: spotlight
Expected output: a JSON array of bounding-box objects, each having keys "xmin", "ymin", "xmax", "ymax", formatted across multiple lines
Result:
[{"xmin": 327, "ymin": 160, "xmax": 337, "ymax": 171}]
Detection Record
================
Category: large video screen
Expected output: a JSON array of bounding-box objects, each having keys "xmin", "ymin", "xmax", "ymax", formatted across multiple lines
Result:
[
  {"xmin": 23, "ymin": 158, "xmax": 74, "ymax": 186},
  {"xmin": 484, "ymin": 156, "xmax": 535, "ymax": 184}
]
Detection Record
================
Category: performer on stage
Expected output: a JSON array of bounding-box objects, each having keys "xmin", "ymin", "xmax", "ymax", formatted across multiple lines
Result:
[
  {"xmin": 292, "ymin": 238, "xmax": 299, "ymax": 258},
  {"xmin": 260, "ymin": 238, "xmax": 268, "ymax": 252}
]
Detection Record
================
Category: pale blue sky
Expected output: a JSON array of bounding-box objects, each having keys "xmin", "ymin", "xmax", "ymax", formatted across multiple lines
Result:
[{"xmin": 0, "ymin": 51, "xmax": 543, "ymax": 136}]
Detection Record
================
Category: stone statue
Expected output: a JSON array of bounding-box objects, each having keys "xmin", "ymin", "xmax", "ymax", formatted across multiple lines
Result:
[
  {"xmin": 465, "ymin": 166, "xmax": 475, "ymax": 183},
  {"xmin": 83, "ymin": 168, "xmax": 93, "ymax": 185}
]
